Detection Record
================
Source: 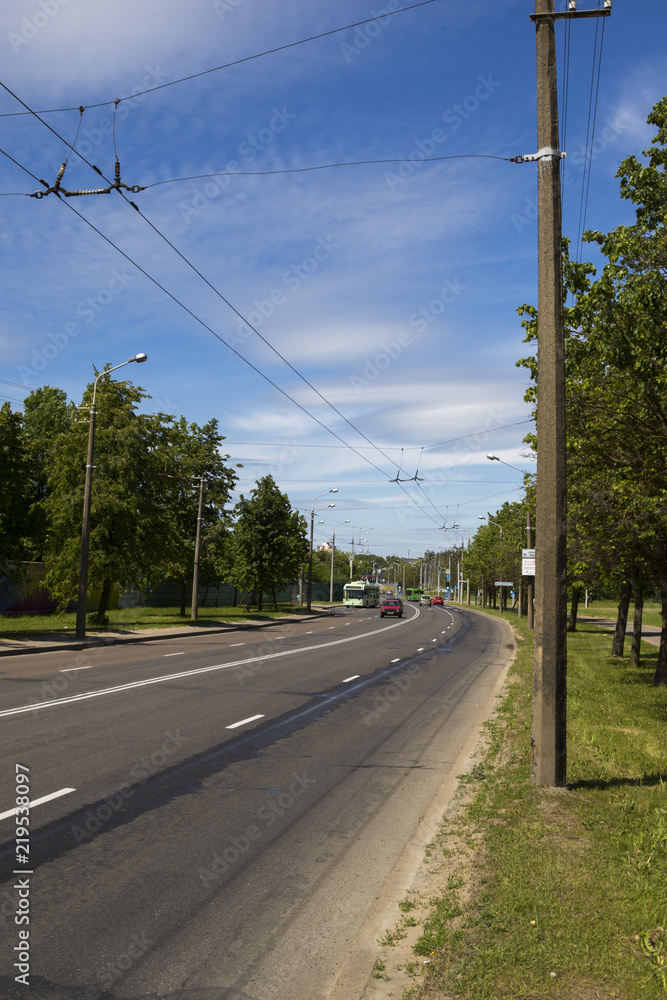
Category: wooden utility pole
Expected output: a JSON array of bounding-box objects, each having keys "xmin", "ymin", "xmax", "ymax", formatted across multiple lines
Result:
[{"xmin": 529, "ymin": 0, "xmax": 610, "ymax": 786}]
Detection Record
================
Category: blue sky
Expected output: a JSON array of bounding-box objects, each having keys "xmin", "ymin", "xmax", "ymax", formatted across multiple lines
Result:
[{"xmin": 1, "ymin": 0, "xmax": 665, "ymax": 560}]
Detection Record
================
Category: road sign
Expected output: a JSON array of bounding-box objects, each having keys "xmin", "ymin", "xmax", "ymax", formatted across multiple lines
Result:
[
  {"xmin": 495, "ymin": 581, "xmax": 513, "ymax": 587},
  {"xmin": 522, "ymin": 548, "xmax": 536, "ymax": 576}
]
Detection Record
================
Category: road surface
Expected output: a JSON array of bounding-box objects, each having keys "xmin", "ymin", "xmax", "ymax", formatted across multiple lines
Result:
[{"xmin": 0, "ymin": 603, "xmax": 513, "ymax": 1000}]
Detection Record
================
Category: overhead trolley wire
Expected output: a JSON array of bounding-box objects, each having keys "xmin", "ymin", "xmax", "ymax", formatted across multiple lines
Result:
[
  {"xmin": 142, "ymin": 154, "xmax": 516, "ymax": 189},
  {"xmin": 1, "ymin": 139, "xmax": 449, "ymax": 529},
  {"xmin": 575, "ymin": 14, "xmax": 606, "ymax": 263},
  {"xmin": 0, "ymin": 0, "xmax": 440, "ymax": 118},
  {"xmin": 0, "ymin": 79, "xmax": 434, "ymax": 490}
]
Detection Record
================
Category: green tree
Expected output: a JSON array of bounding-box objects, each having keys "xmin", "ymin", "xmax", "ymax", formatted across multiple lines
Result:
[
  {"xmin": 42, "ymin": 373, "xmax": 162, "ymax": 612},
  {"xmin": 0, "ymin": 403, "xmax": 30, "ymax": 575},
  {"xmin": 153, "ymin": 415, "xmax": 238, "ymax": 616},
  {"xmin": 232, "ymin": 476, "xmax": 308, "ymax": 611},
  {"xmin": 21, "ymin": 386, "xmax": 72, "ymax": 561},
  {"xmin": 517, "ymin": 98, "xmax": 667, "ymax": 682}
]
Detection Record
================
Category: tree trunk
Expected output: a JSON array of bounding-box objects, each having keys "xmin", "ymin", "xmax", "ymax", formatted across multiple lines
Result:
[
  {"xmin": 568, "ymin": 586, "xmax": 581, "ymax": 632},
  {"xmin": 629, "ymin": 582, "xmax": 644, "ymax": 669},
  {"xmin": 179, "ymin": 576, "xmax": 186, "ymax": 617},
  {"xmin": 611, "ymin": 580, "xmax": 631, "ymax": 657},
  {"xmin": 271, "ymin": 585, "xmax": 278, "ymax": 610},
  {"xmin": 97, "ymin": 580, "xmax": 111, "ymax": 616},
  {"xmin": 654, "ymin": 579, "xmax": 667, "ymax": 686}
]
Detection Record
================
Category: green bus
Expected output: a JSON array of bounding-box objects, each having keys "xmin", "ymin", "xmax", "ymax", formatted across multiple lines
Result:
[{"xmin": 404, "ymin": 587, "xmax": 424, "ymax": 602}]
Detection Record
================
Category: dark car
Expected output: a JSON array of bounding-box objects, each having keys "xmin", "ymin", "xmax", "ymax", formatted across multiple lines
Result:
[
  {"xmin": 380, "ymin": 597, "xmax": 403, "ymax": 618},
  {"xmin": 432, "ymin": 595, "xmax": 444, "ymax": 606}
]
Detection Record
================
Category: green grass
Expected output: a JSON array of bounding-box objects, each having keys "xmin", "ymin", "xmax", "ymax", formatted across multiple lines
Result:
[
  {"xmin": 413, "ymin": 611, "xmax": 667, "ymax": 999},
  {"xmin": 585, "ymin": 599, "xmax": 663, "ymax": 630},
  {"xmin": 0, "ymin": 603, "xmax": 319, "ymax": 638}
]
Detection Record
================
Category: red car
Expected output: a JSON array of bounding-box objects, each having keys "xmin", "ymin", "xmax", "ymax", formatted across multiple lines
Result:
[
  {"xmin": 431, "ymin": 595, "xmax": 444, "ymax": 606},
  {"xmin": 380, "ymin": 598, "xmax": 403, "ymax": 618}
]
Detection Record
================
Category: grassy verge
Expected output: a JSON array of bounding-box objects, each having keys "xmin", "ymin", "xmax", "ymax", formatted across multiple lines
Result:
[
  {"xmin": 0, "ymin": 603, "xmax": 327, "ymax": 637},
  {"xmin": 585, "ymin": 599, "xmax": 662, "ymax": 630},
  {"xmin": 407, "ymin": 611, "xmax": 667, "ymax": 999}
]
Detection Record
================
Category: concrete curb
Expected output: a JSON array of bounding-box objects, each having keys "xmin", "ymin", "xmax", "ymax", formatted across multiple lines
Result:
[{"xmin": 0, "ymin": 609, "xmax": 337, "ymax": 657}]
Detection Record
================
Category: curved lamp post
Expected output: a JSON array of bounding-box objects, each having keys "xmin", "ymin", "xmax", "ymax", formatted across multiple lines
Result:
[
  {"xmin": 76, "ymin": 354, "xmax": 148, "ymax": 640},
  {"xmin": 307, "ymin": 489, "xmax": 337, "ymax": 611}
]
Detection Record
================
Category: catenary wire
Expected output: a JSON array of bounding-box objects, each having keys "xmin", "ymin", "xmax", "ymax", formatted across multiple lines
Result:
[
  {"xmin": 0, "ymin": 140, "xmax": 447, "ymax": 529},
  {"xmin": 0, "ymin": 80, "xmax": 423, "ymax": 482},
  {"xmin": 142, "ymin": 154, "xmax": 516, "ymax": 188},
  {"xmin": 0, "ymin": 1, "xmax": 440, "ymax": 117},
  {"xmin": 574, "ymin": 16, "xmax": 606, "ymax": 263}
]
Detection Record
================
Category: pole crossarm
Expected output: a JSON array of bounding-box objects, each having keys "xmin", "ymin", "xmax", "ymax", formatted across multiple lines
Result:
[{"xmin": 530, "ymin": 9, "xmax": 610, "ymax": 22}]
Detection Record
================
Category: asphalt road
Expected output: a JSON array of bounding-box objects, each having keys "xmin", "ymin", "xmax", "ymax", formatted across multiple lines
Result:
[{"xmin": 0, "ymin": 603, "xmax": 513, "ymax": 1000}]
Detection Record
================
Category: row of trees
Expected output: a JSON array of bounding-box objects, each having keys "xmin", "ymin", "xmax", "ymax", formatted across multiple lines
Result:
[
  {"xmin": 472, "ymin": 98, "xmax": 667, "ymax": 684},
  {"xmin": 0, "ymin": 375, "xmax": 310, "ymax": 614}
]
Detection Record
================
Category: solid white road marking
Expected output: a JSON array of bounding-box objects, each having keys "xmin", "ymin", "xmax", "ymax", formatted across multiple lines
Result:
[
  {"xmin": 0, "ymin": 613, "xmax": 416, "ymax": 719},
  {"xmin": 164, "ymin": 652, "xmax": 184, "ymax": 657},
  {"xmin": 59, "ymin": 665, "xmax": 93, "ymax": 672},
  {"xmin": 230, "ymin": 643, "xmax": 244, "ymax": 646},
  {"xmin": 342, "ymin": 675, "xmax": 360, "ymax": 683},
  {"xmin": 0, "ymin": 787, "xmax": 76, "ymax": 822},
  {"xmin": 226, "ymin": 714, "xmax": 265, "ymax": 730}
]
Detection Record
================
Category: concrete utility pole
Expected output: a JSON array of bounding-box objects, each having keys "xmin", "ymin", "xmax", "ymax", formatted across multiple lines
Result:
[
  {"xmin": 191, "ymin": 475, "xmax": 205, "ymax": 621},
  {"xmin": 529, "ymin": 0, "xmax": 610, "ymax": 786}
]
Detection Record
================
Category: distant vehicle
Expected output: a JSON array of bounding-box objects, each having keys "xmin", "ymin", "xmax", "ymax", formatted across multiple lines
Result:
[
  {"xmin": 380, "ymin": 597, "xmax": 403, "ymax": 618},
  {"xmin": 431, "ymin": 595, "xmax": 444, "ymax": 606},
  {"xmin": 343, "ymin": 582, "xmax": 380, "ymax": 607},
  {"xmin": 404, "ymin": 588, "xmax": 424, "ymax": 601},
  {"xmin": 419, "ymin": 594, "xmax": 432, "ymax": 606}
]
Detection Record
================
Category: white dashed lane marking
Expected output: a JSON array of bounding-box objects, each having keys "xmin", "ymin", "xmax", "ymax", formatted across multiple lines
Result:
[{"xmin": 226, "ymin": 714, "xmax": 265, "ymax": 730}]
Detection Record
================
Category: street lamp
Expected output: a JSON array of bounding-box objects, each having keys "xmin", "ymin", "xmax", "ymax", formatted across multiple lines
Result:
[
  {"xmin": 307, "ymin": 489, "xmax": 337, "ymax": 611},
  {"xmin": 329, "ymin": 520, "xmax": 350, "ymax": 602},
  {"xmin": 76, "ymin": 354, "xmax": 148, "ymax": 640},
  {"xmin": 487, "ymin": 454, "xmax": 531, "ymax": 476}
]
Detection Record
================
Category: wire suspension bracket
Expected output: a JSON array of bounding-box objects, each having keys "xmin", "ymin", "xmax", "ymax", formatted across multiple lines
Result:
[{"xmin": 30, "ymin": 157, "xmax": 145, "ymax": 200}]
